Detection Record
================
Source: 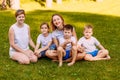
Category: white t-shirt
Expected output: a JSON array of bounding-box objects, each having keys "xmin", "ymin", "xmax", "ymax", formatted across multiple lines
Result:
[
  {"xmin": 10, "ymin": 23, "xmax": 29, "ymax": 51},
  {"xmin": 59, "ymin": 36, "xmax": 76, "ymax": 50},
  {"xmin": 77, "ymin": 36, "xmax": 100, "ymax": 52},
  {"xmin": 52, "ymin": 29, "xmax": 64, "ymax": 40},
  {"xmin": 37, "ymin": 33, "xmax": 52, "ymax": 48}
]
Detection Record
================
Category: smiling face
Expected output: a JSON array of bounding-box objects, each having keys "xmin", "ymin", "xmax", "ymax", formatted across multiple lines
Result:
[
  {"xmin": 52, "ymin": 15, "xmax": 63, "ymax": 30},
  {"xmin": 16, "ymin": 14, "xmax": 25, "ymax": 24},
  {"xmin": 83, "ymin": 28, "xmax": 93, "ymax": 39},
  {"xmin": 40, "ymin": 24, "xmax": 49, "ymax": 34}
]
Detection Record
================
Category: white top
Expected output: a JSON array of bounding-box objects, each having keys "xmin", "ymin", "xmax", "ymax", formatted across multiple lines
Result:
[
  {"xmin": 52, "ymin": 29, "xmax": 64, "ymax": 40},
  {"xmin": 59, "ymin": 36, "xmax": 76, "ymax": 50},
  {"xmin": 10, "ymin": 23, "xmax": 29, "ymax": 51},
  {"xmin": 77, "ymin": 36, "xmax": 100, "ymax": 52},
  {"xmin": 37, "ymin": 33, "xmax": 52, "ymax": 48}
]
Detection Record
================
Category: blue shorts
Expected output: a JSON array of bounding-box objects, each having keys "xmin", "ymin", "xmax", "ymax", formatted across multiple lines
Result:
[
  {"xmin": 40, "ymin": 50, "xmax": 47, "ymax": 57},
  {"xmin": 49, "ymin": 44, "xmax": 57, "ymax": 50},
  {"xmin": 63, "ymin": 50, "xmax": 71, "ymax": 60},
  {"xmin": 87, "ymin": 50, "xmax": 99, "ymax": 57},
  {"xmin": 40, "ymin": 44, "xmax": 57, "ymax": 57}
]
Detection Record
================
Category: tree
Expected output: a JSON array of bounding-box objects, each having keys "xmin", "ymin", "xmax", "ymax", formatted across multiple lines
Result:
[
  {"xmin": 1, "ymin": 0, "xmax": 7, "ymax": 10},
  {"xmin": 10, "ymin": 0, "xmax": 20, "ymax": 10},
  {"xmin": 56, "ymin": 0, "xmax": 62, "ymax": 4},
  {"xmin": 46, "ymin": 0, "xmax": 52, "ymax": 7},
  {"xmin": 46, "ymin": 0, "xmax": 62, "ymax": 8}
]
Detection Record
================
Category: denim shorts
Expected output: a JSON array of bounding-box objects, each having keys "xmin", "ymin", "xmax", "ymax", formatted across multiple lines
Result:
[
  {"xmin": 40, "ymin": 50, "xmax": 47, "ymax": 57},
  {"xmin": 63, "ymin": 50, "xmax": 71, "ymax": 60},
  {"xmin": 49, "ymin": 44, "xmax": 57, "ymax": 50},
  {"xmin": 40, "ymin": 44, "xmax": 57, "ymax": 57}
]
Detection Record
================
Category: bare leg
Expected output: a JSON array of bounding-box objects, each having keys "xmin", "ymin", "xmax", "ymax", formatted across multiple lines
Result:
[
  {"xmin": 76, "ymin": 52, "xmax": 86, "ymax": 61},
  {"xmin": 68, "ymin": 46, "xmax": 77, "ymax": 66},
  {"xmin": 84, "ymin": 50, "xmax": 110, "ymax": 61},
  {"xmin": 46, "ymin": 50, "xmax": 58, "ymax": 60},
  {"xmin": 57, "ymin": 47, "xmax": 65, "ymax": 67},
  {"xmin": 11, "ymin": 52, "xmax": 30, "ymax": 64},
  {"xmin": 26, "ymin": 50, "xmax": 37, "ymax": 63},
  {"xmin": 84, "ymin": 54, "xmax": 95, "ymax": 61},
  {"xmin": 94, "ymin": 49, "xmax": 110, "ymax": 60}
]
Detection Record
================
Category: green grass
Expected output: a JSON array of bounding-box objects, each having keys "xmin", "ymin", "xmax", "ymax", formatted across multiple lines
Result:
[{"xmin": 0, "ymin": 0, "xmax": 120, "ymax": 80}]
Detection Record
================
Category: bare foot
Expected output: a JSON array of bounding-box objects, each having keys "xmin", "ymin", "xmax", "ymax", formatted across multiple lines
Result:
[
  {"xmin": 105, "ymin": 55, "xmax": 111, "ymax": 60},
  {"xmin": 59, "ymin": 62, "xmax": 62, "ymax": 67},
  {"xmin": 67, "ymin": 62, "xmax": 75, "ymax": 66}
]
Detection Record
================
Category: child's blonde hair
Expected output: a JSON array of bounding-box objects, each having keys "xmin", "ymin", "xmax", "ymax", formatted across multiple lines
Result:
[{"xmin": 84, "ymin": 24, "xmax": 93, "ymax": 31}]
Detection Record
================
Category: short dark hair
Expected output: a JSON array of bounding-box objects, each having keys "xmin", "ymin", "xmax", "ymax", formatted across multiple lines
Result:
[
  {"xmin": 64, "ymin": 24, "xmax": 73, "ymax": 32},
  {"xmin": 15, "ymin": 9, "xmax": 25, "ymax": 17}
]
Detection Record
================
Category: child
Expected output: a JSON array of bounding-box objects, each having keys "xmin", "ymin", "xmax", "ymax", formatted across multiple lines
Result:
[
  {"xmin": 77, "ymin": 24, "xmax": 111, "ymax": 61},
  {"xmin": 35, "ymin": 23, "xmax": 54, "ymax": 58},
  {"xmin": 57, "ymin": 24, "xmax": 77, "ymax": 67}
]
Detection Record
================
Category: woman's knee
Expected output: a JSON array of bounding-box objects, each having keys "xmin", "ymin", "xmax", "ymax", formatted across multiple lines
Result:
[
  {"xmin": 18, "ymin": 58, "xmax": 30, "ymax": 64},
  {"xmin": 30, "ymin": 55, "xmax": 38, "ymax": 63}
]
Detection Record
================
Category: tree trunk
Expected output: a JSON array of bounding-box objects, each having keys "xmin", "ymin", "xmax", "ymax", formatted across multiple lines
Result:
[
  {"xmin": 10, "ymin": 0, "xmax": 20, "ymax": 10},
  {"xmin": 46, "ymin": 0, "xmax": 52, "ymax": 8},
  {"xmin": 1, "ymin": 0, "xmax": 7, "ymax": 9},
  {"xmin": 56, "ymin": 0, "xmax": 62, "ymax": 4}
]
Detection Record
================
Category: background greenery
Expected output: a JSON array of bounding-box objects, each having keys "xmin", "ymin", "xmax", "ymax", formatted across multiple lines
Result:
[{"xmin": 0, "ymin": 0, "xmax": 120, "ymax": 80}]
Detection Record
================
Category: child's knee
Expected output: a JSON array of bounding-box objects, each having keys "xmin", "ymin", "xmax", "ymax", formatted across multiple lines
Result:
[{"xmin": 103, "ymin": 49, "xmax": 109, "ymax": 55}]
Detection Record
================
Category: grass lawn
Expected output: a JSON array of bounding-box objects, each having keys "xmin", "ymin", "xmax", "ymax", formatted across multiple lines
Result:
[{"xmin": 0, "ymin": 0, "xmax": 120, "ymax": 80}]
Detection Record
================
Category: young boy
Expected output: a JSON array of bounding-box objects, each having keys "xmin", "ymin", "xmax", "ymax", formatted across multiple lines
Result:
[
  {"xmin": 77, "ymin": 24, "xmax": 111, "ymax": 61},
  {"xmin": 57, "ymin": 24, "xmax": 77, "ymax": 67}
]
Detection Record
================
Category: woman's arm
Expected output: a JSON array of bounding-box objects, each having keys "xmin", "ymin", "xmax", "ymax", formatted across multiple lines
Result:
[
  {"xmin": 72, "ymin": 28, "xmax": 77, "ymax": 41},
  {"xmin": 28, "ymin": 26, "xmax": 36, "ymax": 49}
]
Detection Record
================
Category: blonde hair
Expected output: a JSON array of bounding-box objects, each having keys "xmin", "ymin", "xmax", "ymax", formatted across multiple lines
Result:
[{"xmin": 84, "ymin": 24, "xmax": 93, "ymax": 31}]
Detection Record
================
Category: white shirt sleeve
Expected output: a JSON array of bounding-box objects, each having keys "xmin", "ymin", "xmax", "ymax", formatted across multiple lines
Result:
[
  {"xmin": 71, "ymin": 36, "xmax": 76, "ymax": 44},
  {"xmin": 93, "ymin": 37, "xmax": 100, "ymax": 46},
  {"xmin": 37, "ymin": 34, "xmax": 41, "ymax": 44},
  {"xmin": 77, "ymin": 37, "xmax": 83, "ymax": 46},
  {"xmin": 52, "ymin": 31, "xmax": 56, "ymax": 38}
]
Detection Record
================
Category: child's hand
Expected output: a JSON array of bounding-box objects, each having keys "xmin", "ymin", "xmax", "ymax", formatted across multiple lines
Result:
[{"xmin": 34, "ymin": 49, "xmax": 40, "ymax": 56}]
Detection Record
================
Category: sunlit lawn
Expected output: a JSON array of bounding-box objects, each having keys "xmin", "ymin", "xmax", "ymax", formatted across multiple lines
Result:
[
  {"xmin": 0, "ymin": 0, "xmax": 120, "ymax": 80},
  {"xmin": 20, "ymin": 0, "xmax": 120, "ymax": 16}
]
